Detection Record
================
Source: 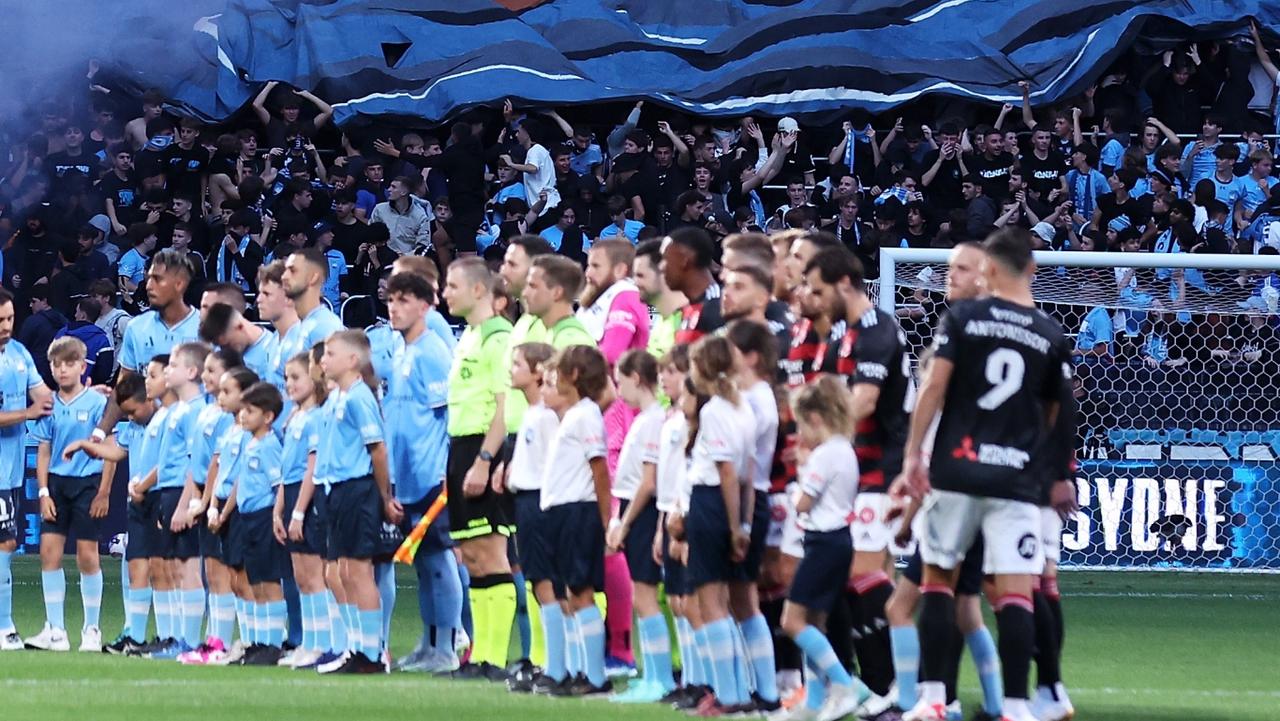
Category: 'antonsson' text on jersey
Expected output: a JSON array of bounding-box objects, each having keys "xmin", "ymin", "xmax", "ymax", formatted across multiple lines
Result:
[{"xmin": 929, "ymin": 298, "xmax": 1072, "ymax": 503}]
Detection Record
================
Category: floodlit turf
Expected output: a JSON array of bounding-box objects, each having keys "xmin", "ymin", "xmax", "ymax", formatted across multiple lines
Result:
[{"xmin": 0, "ymin": 557, "xmax": 1276, "ymax": 721}]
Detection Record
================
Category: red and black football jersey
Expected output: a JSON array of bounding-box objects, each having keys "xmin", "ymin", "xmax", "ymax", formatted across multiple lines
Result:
[
  {"xmin": 843, "ymin": 307, "xmax": 914, "ymax": 492},
  {"xmin": 675, "ymin": 283, "xmax": 723, "ymax": 346}
]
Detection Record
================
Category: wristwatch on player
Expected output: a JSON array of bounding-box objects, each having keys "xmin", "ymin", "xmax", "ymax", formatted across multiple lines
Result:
[{"xmin": 478, "ymin": 449, "xmax": 495, "ymax": 463}]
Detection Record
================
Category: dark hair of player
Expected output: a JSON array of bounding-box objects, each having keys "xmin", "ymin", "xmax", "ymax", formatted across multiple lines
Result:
[{"xmin": 804, "ymin": 246, "xmax": 866, "ymax": 292}]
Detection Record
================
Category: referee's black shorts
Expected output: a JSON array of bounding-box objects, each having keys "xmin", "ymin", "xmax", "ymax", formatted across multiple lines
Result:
[{"xmin": 446, "ymin": 435, "xmax": 512, "ymax": 542}]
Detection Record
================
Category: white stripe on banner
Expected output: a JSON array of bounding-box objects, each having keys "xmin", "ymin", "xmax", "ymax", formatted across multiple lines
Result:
[
  {"xmin": 334, "ymin": 65, "xmax": 585, "ymax": 111},
  {"xmin": 335, "ymin": 25, "xmax": 1100, "ymax": 116},
  {"xmin": 637, "ymin": 28, "xmax": 710, "ymax": 45},
  {"xmin": 908, "ymin": 0, "xmax": 974, "ymax": 23},
  {"xmin": 194, "ymin": 15, "xmax": 237, "ymax": 74},
  {"xmin": 650, "ymin": 28, "xmax": 1102, "ymax": 112},
  {"xmin": 612, "ymin": 8, "xmax": 709, "ymax": 45}
]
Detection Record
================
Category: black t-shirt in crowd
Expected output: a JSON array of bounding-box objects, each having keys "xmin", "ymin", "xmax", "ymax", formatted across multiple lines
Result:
[
  {"xmin": 163, "ymin": 143, "xmax": 212, "ymax": 197},
  {"xmin": 1095, "ymin": 193, "xmax": 1146, "ymax": 232},
  {"xmin": 929, "ymin": 297, "xmax": 1073, "ymax": 504},
  {"xmin": 920, "ymin": 149, "xmax": 964, "ymax": 210},
  {"xmin": 968, "ymin": 151, "xmax": 1015, "ymax": 201},
  {"xmin": 781, "ymin": 142, "xmax": 816, "ymax": 181},
  {"xmin": 653, "ymin": 163, "xmax": 690, "ymax": 227},
  {"xmin": 620, "ymin": 168, "xmax": 661, "ymax": 225},
  {"xmin": 265, "ymin": 116, "xmax": 319, "ymax": 149},
  {"xmin": 1021, "ymin": 150, "xmax": 1066, "ymax": 198},
  {"xmin": 45, "ymin": 150, "xmax": 95, "ymax": 193},
  {"xmin": 97, "ymin": 172, "xmax": 139, "ymax": 226},
  {"xmin": 329, "ymin": 218, "xmax": 373, "ymax": 264}
]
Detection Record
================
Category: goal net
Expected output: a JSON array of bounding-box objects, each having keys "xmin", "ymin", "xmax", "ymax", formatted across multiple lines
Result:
[{"xmin": 874, "ymin": 248, "xmax": 1280, "ymax": 573}]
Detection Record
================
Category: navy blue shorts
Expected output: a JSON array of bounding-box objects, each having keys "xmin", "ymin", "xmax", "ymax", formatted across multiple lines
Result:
[
  {"xmin": 125, "ymin": 492, "xmax": 159, "ymax": 561},
  {"xmin": 686, "ymin": 486, "xmax": 734, "ymax": 590},
  {"xmin": 0, "ymin": 488, "xmax": 22, "ymax": 545},
  {"xmin": 281, "ymin": 482, "xmax": 325, "ymax": 556},
  {"xmin": 221, "ymin": 507, "xmax": 245, "ymax": 568},
  {"xmin": 620, "ymin": 498, "xmax": 662, "ymax": 586},
  {"xmin": 41, "ymin": 474, "xmax": 100, "ymax": 540},
  {"xmin": 375, "ymin": 513, "xmax": 405, "ymax": 563},
  {"xmin": 328, "ymin": 476, "xmax": 382, "ymax": 560},
  {"xmin": 157, "ymin": 487, "xmax": 200, "ymax": 560},
  {"xmin": 513, "ymin": 490, "xmax": 554, "ymax": 583},
  {"xmin": 731, "ymin": 489, "xmax": 770, "ymax": 583},
  {"xmin": 546, "ymin": 501, "xmax": 604, "ymax": 593},
  {"xmin": 240, "ymin": 507, "xmax": 285, "ymax": 584},
  {"xmin": 662, "ymin": 535, "xmax": 687, "ymax": 597},
  {"xmin": 193, "ymin": 487, "xmax": 221, "ymax": 560},
  {"xmin": 789, "ymin": 529, "xmax": 853, "ymax": 612},
  {"xmin": 902, "ymin": 534, "xmax": 986, "ymax": 596},
  {"xmin": 323, "ymin": 486, "xmax": 341, "ymax": 562},
  {"xmin": 399, "ymin": 484, "xmax": 452, "ymax": 555},
  {"xmin": 306, "ymin": 489, "xmax": 328, "ymax": 559}
]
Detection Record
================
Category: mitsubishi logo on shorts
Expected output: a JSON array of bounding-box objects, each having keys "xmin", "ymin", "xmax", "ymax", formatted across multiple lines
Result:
[{"xmin": 952, "ymin": 436, "xmax": 978, "ymax": 462}]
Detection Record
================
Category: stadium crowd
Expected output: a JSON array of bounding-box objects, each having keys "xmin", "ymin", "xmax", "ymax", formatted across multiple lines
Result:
[{"xmin": 0, "ymin": 27, "xmax": 1277, "ymax": 721}]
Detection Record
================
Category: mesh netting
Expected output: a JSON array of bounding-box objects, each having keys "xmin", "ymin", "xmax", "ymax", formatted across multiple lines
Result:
[{"xmin": 875, "ymin": 256, "xmax": 1280, "ymax": 572}]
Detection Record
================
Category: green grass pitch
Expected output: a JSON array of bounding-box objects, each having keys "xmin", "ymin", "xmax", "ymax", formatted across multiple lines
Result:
[{"xmin": 0, "ymin": 557, "xmax": 1275, "ymax": 721}]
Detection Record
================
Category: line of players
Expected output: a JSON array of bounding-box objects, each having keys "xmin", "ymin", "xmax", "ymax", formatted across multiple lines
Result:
[{"xmin": 0, "ymin": 225, "xmax": 1078, "ymax": 720}]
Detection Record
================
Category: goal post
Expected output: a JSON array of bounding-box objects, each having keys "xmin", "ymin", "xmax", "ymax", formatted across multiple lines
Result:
[{"xmin": 876, "ymin": 247, "xmax": 1280, "ymax": 573}]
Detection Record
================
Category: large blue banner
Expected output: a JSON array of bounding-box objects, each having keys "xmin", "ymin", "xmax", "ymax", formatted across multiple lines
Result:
[{"xmin": 89, "ymin": 0, "xmax": 1280, "ymax": 125}]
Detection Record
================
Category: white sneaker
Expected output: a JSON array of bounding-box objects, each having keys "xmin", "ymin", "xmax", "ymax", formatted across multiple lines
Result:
[
  {"xmin": 902, "ymin": 699, "xmax": 948, "ymax": 721},
  {"xmin": 214, "ymin": 640, "xmax": 246, "ymax": 666},
  {"xmin": 289, "ymin": 649, "xmax": 323, "ymax": 669},
  {"xmin": 0, "ymin": 631, "xmax": 23, "ymax": 651},
  {"xmin": 943, "ymin": 699, "xmax": 963, "ymax": 721},
  {"xmin": 79, "ymin": 626, "xmax": 103, "ymax": 653},
  {"xmin": 1054, "ymin": 683, "xmax": 1075, "ymax": 719},
  {"xmin": 317, "ymin": 650, "xmax": 352, "ymax": 674},
  {"xmin": 1030, "ymin": 686, "xmax": 1073, "ymax": 721},
  {"xmin": 277, "ymin": 648, "xmax": 298, "ymax": 667},
  {"xmin": 816, "ymin": 683, "xmax": 865, "ymax": 721},
  {"xmin": 859, "ymin": 683, "xmax": 897, "ymax": 718},
  {"xmin": 25, "ymin": 623, "xmax": 71, "ymax": 652}
]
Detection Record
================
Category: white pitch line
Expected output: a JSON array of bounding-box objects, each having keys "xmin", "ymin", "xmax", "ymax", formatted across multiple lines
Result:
[
  {"xmin": 1069, "ymin": 591, "xmax": 1272, "ymax": 600},
  {"xmin": 956, "ymin": 685, "xmax": 1280, "ymax": 700}
]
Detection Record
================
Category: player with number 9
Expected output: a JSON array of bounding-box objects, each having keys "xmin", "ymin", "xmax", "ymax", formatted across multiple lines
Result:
[{"xmin": 893, "ymin": 228, "xmax": 1075, "ymax": 721}]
